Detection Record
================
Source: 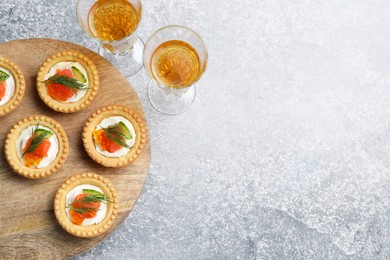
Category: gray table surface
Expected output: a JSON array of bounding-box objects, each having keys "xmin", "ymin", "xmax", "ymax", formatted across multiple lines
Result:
[{"xmin": 2, "ymin": 0, "xmax": 390, "ymax": 259}]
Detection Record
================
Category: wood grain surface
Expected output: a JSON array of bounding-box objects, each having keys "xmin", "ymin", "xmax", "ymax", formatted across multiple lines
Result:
[{"xmin": 0, "ymin": 39, "xmax": 150, "ymax": 259}]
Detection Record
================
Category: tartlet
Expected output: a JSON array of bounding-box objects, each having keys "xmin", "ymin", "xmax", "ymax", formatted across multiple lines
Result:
[
  {"xmin": 0, "ymin": 57, "xmax": 25, "ymax": 117},
  {"xmin": 54, "ymin": 172, "xmax": 119, "ymax": 238},
  {"xmin": 36, "ymin": 50, "xmax": 99, "ymax": 113},
  {"xmin": 82, "ymin": 105, "xmax": 147, "ymax": 167},
  {"xmin": 4, "ymin": 115, "xmax": 69, "ymax": 179}
]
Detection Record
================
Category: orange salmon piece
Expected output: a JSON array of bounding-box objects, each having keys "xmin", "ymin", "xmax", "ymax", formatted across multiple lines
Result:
[
  {"xmin": 47, "ymin": 69, "xmax": 76, "ymax": 101},
  {"xmin": 0, "ymin": 81, "xmax": 6, "ymax": 100},
  {"xmin": 23, "ymin": 138, "xmax": 51, "ymax": 167},
  {"xmin": 69, "ymin": 193, "xmax": 101, "ymax": 225},
  {"xmin": 93, "ymin": 129, "xmax": 123, "ymax": 153}
]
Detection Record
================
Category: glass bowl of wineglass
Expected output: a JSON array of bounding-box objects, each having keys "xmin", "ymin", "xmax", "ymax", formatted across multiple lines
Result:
[
  {"xmin": 76, "ymin": 0, "xmax": 144, "ymax": 77},
  {"xmin": 143, "ymin": 25, "xmax": 208, "ymax": 115}
]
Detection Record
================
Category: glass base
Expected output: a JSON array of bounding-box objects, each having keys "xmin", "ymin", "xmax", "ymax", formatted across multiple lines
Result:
[
  {"xmin": 98, "ymin": 37, "xmax": 144, "ymax": 77},
  {"xmin": 147, "ymin": 80, "xmax": 196, "ymax": 115}
]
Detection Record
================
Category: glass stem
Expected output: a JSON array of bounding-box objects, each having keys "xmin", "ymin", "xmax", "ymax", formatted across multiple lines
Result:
[{"xmin": 160, "ymin": 84, "xmax": 193, "ymax": 96}]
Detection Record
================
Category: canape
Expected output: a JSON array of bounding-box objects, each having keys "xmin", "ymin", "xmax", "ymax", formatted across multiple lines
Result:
[
  {"xmin": 4, "ymin": 115, "xmax": 68, "ymax": 178},
  {"xmin": 82, "ymin": 105, "xmax": 147, "ymax": 167},
  {"xmin": 36, "ymin": 50, "xmax": 99, "ymax": 113},
  {"xmin": 54, "ymin": 173, "xmax": 119, "ymax": 237},
  {"xmin": 0, "ymin": 57, "xmax": 25, "ymax": 117}
]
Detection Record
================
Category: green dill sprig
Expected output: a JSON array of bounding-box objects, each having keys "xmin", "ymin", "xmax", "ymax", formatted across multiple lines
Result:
[
  {"xmin": 101, "ymin": 124, "xmax": 131, "ymax": 149},
  {"xmin": 66, "ymin": 205, "xmax": 99, "ymax": 214},
  {"xmin": 22, "ymin": 124, "xmax": 51, "ymax": 157},
  {"xmin": 66, "ymin": 189, "xmax": 111, "ymax": 214},
  {"xmin": 44, "ymin": 75, "xmax": 87, "ymax": 92},
  {"xmin": 0, "ymin": 70, "xmax": 10, "ymax": 82},
  {"xmin": 74, "ymin": 193, "xmax": 112, "ymax": 204}
]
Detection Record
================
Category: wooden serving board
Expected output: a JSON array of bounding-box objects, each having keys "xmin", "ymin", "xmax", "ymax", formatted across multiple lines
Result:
[{"xmin": 0, "ymin": 39, "xmax": 150, "ymax": 259}]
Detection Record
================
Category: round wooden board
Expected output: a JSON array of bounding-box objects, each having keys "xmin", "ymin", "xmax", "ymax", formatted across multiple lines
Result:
[{"xmin": 0, "ymin": 39, "xmax": 150, "ymax": 259}]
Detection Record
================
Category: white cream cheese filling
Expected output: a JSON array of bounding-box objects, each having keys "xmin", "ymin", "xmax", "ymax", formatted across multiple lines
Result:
[
  {"xmin": 16, "ymin": 125, "xmax": 59, "ymax": 168},
  {"xmin": 94, "ymin": 116, "xmax": 136, "ymax": 158},
  {"xmin": 45, "ymin": 62, "xmax": 89, "ymax": 103},
  {"xmin": 65, "ymin": 184, "xmax": 108, "ymax": 226},
  {"xmin": 0, "ymin": 68, "xmax": 15, "ymax": 106}
]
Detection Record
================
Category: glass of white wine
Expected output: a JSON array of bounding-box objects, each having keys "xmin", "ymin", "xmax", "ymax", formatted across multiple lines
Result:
[
  {"xmin": 143, "ymin": 25, "xmax": 208, "ymax": 115},
  {"xmin": 76, "ymin": 0, "xmax": 144, "ymax": 77}
]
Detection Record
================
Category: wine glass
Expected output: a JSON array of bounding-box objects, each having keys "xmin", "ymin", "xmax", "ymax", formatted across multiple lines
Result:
[
  {"xmin": 76, "ymin": 0, "xmax": 144, "ymax": 77},
  {"xmin": 143, "ymin": 25, "xmax": 208, "ymax": 115}
]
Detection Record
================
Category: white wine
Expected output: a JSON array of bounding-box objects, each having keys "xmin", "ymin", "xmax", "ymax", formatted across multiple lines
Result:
[
  {"xmin": 88, "ymin": 0, "xmax": 141, "ymax": 41},
  {"xmin": 151, "ymin": 40, "xmax": 202, "ymax": 88}
]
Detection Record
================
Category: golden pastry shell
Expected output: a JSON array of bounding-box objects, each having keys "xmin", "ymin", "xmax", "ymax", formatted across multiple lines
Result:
[
  {"xmin": 4, "ymin": 115, "xmax": 69, "ymax": 179},
  {"xmin": 82, "ymin": 105, "xmax": 147, "ymax": 167},
  {"xmin": 36, "ymin": 50, "xmax": 99, "ymax": 113},
  {"xmin": 54, "ymin": 172, "xmax": 119, "ymax": 238},
  {"xmin": 0, "ymin": 57, "xmax": 26, "ymax": 117}
]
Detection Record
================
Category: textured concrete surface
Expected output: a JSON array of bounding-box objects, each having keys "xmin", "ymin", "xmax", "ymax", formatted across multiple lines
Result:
[{"xmin": 2, "ymin": 0, "xmax": 390, "ymax": 259}]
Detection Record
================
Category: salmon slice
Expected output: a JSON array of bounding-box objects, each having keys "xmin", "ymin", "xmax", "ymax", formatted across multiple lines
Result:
[{"xmin": 47, "ymin": 69, "xmax": 76, "ymax": 101}]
